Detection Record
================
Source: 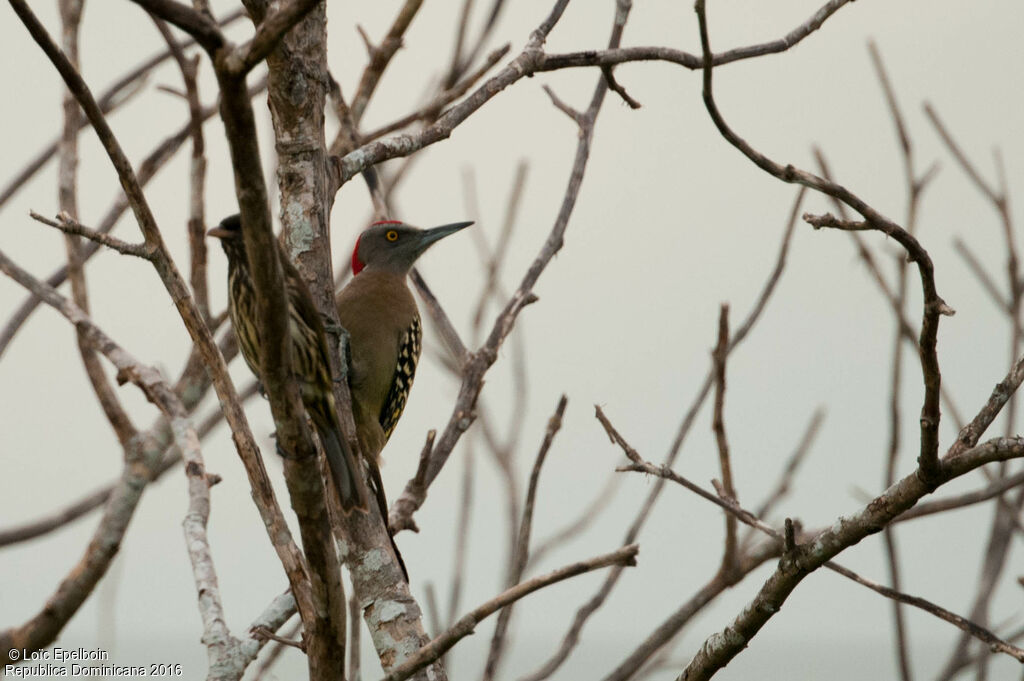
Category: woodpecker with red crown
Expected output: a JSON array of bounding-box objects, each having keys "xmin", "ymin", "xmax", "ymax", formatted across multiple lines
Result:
[{"xmin": 338, "ymin": 219, "xmax": 473, "ymax": 466}]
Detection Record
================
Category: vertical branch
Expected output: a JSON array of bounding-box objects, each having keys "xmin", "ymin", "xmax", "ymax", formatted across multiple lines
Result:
[
  {"xmin": 151, "ymin": 15, "xmax": 211, "ymax": 321},
  {"xmin": 58, "ymin": 0, "xmax": 138, "ymax": 446},
  {"xmin": 250, "ymin": 1, "xmax": 442, "ymax": 676},
  {"xmin": 924, "ymin": 102, "xmax": 1024, "ymax": 681},
  {"xmin": 215, "ymin": 53, "xmax": 348, "ymax": 681},
  {"xmin": 447, "ymin": 442, "xmax": 475, "ymax": 628},
  {"xmin": 711, "ymin": 305, "xmax": 738, "ymax": 576},
  {"xmin": 483, "ymin": 395, "xmax": 568, "ymax": 681},
  {"xmin": 869, "ymin": 41, "xmax": 926, "ymax": 681}
]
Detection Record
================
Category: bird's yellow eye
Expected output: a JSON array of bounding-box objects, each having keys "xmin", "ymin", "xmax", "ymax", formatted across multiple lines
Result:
[{"xmin": 386, "ymin": 230, "xmax": 399, "ymax": 242}]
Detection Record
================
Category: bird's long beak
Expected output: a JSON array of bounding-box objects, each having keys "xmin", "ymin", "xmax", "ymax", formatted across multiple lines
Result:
[
  {"xmin": 407, "ymin": 220, "xmax": 473, "ymax": 261},
  {"xmin": 417, "ymin": 221, "xmax": 473, "ymax": 250},
  {"xmin": 207, "ymin": 226, "xmax": 231, "ymax": 240}
]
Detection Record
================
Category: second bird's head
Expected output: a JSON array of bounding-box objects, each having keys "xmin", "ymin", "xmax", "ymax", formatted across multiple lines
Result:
[
  {"xmin": 352, "ymin": 220, "xmax": 473, "ymax": 276},
  {"xmin": 207, "ymin": 214, "xmax": 246, "ymax": 262}
]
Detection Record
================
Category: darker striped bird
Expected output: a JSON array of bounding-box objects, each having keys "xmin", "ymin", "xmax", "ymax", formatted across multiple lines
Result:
[{"xmin": 209, "ymin": 215, "xmax": 367, "ymax": 514}]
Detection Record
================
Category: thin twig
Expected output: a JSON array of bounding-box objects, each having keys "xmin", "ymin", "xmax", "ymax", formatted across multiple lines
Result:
[
  {"xmin": 445, "ymin": 440, "xmax": 473, "ymax": 629},
  {"xmin": 0, "ymin": 247, "xmax": 222, "ymax": 661},
  {"xmin": 711, "ymin": 306, "xmax": 739, "ymax": 576},
  {"xmin": 150, "ymin": 15, "xmax": 211, "ymax": 323},
  {"xmin": 56, "ymin": 0, "xmax": 140, "ymax": 451},
  {"xmin": 954, "ymin": 238, "xmax": 1010, "ymax": 312},
  {"xmin": 31, "ymin": 211, "xmax": 152, "ymax": 258},
  {"xmin": 360, "ymin": 45, "xmax": 511, "ymax": 144},
  {"xmin": 349, "ymin": 0, "xmax": 424, "ymax": 126},
  {"xmin": 410, "ymin": 269, "xmax": 469, "ymax": 367},
  {"xmin": 382, "ymin": 545, "xmax": 640, "ymax": 681},
  {"xmin": 894, "ymin": 469, "xmax": 1024, "ymax": 523},
  {"xmin": 483, "ymin": 395, "xmax": 568, "ymax": 681}
]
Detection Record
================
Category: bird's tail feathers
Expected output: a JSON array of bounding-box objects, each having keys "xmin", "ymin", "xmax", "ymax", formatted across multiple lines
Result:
[
  {"xmin": 312, "ymin": 407, "xmax": 409, "ymax": 582},
  {"xmin": 366, "ymin": 460, "xmax": 409, "ymax": 582},
  {"xmin": 311, "ymin": 410, "xmax": 368, "ymax": 514}
]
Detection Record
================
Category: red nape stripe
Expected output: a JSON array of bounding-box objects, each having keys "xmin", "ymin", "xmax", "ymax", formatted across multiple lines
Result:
[
  {"xmin": 351, "ymin": 235, "xmax": 365, "ymax": 275},
  {"xmin": 372, "ymin": 220, "xmax": 402, "ymax": 226}
]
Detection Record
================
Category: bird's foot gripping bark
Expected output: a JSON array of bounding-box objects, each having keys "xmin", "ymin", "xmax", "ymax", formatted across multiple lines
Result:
[
  {"xmin": 322, "ymin": 318, "xmax": 353, "ymax": 384},
  {"xmin": 273, "ymin": 437, "xmax": 315, "ymax": 461}
]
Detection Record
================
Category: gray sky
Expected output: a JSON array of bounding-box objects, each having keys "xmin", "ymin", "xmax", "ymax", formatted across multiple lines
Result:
[{"xmin": 1, "ymin": 1, "xmax": 1022, "ymax": 679}]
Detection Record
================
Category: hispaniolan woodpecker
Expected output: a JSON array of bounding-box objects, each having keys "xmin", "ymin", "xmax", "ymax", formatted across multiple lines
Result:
[{"xmin": 338, "ymin": 220, "xmax": 473, "ymax": 468}]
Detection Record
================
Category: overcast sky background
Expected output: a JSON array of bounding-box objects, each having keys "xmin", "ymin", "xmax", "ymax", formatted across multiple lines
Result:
[{"xmin": 1, "ymin": 1, "xmax": 1022, "ymax": 679}]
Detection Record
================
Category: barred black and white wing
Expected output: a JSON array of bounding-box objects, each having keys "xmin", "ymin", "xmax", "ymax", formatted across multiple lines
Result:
[{"xmin": 379, "ymin": 316, "xmax": 422, "ymax": 440}]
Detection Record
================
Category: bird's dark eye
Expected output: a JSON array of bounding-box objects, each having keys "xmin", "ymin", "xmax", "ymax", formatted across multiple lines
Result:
[{"xmin": 385, "ymin": 230, "xmax": 399, "ymax": 242}]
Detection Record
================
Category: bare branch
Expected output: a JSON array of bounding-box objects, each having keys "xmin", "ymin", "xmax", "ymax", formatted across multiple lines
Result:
[
  {"xmin": 601, "ymin": 65, "xmax": 641, "ymax": 109},
  {"xmin": 601, "ymin": 539, "xmax": 780, "ymax": 681},
  {"xmin": 811, "ymin": 150, "xmax": 967, "ymax": 432},
  {"xmin": 330, "ymin": 0, "xmax": 574, "ymax": 188},
  {"xmin": 149, "ymin": 14, "xmax": 212, "ymax": 322},
  {"xmin": 924, "ymin": 103, "xmax": 1005, "ymax": 208},
  {"xmin": 359, "ymin": 45, "xmax": 511, "ymax": 144},
  {"xmin": 389, "ymin": 430, "xmax": 436, "ymax": 534},
  {"xmin": 0, "ymin": 376, "xmax": 256, "ymax": 548},
  {"xmin": 389, "ymin": 0, "xmax": 617, "ymax": 534},
  {"xmin": 538, "ymin": 0, "xmax": 855, "ymax": 73},
  {"xmin": 954, "ymin": 238, "xmax": 1010, "ymax": 312},
  {"xmin": 483, "ymin": 395, "xmax": 568, "ymax": 680},
  {"xmin": 711, "ymin": 305, "xmax": 739, "ymax": 575},
  {"xmin": 694, "ymin": 0, "xmax": 948, "ymax": 484},
  {"xmin": 826, "ymin": 562, "xmax": 1024, "ymax": 663},
  {"xmin": 895, "ymin": 469, "xmax": 1024, "ymax": 523},
  {"xmin": 349, "ymin": 0, "xmax": 424, "ymax": 125},
  {"xmin": 55, "ymin": 0, "xmax": 141, "ymax": 452},
  {"xmin": 611, "ymin": 415, "xmax": 1024, "ymax": 675},
  {"xmin": 410, "ymin": 269, "xmax": 469, "ymax": 367},
  {"xmin": 446, "ymin": 442, "xmax": 474, "ymax": 629},
  {"xmin": 382, "ymin": 545, "xmax": 640, "ymax": 681},
  {"xmin": 869, "ymin": 42, "xmax": 924, "ymax": 681},
  {"xmin": 31, "ymin": 211, "xmax": 152, "ymax": 258},
  {"xmin": 0, "ymin": 247, "xmax": 219, "ymax": 659}
]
